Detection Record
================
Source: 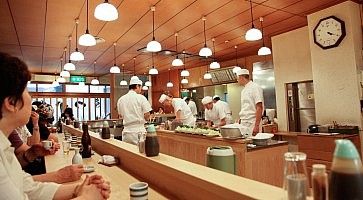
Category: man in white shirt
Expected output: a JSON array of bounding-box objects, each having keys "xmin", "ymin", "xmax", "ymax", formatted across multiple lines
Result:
[
  {"xmin": 235, "ymin": 68, "xmax": 264, "ymax": 136},
  {"xmin": 202, "ymin": 96, "xmax": 232, "ymax": 128},
  {"xmin": 212, "ymin": 95, "xmax": 233, "ymax": 121},
  {"xmin": 117, "ymin": 76, "xmax": 152, "ymax": 145},
  {"xmin": 184, "ymin": 97, "xmax": 198, "ymax": 117},
  {"xmin": 159, "ymin": 94, "xmax": 196, "ymax": 127}
]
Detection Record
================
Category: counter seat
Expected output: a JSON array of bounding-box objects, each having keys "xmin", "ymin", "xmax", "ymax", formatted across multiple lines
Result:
[{"xmin": 63, "ymin": 124, "xmax": 285, "ymax": 200}]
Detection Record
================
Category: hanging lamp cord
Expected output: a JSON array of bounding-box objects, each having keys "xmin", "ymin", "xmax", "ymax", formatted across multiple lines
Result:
[
  {"xmin": 152, "ymin": 52, "xmax": 154, "ymax": 68},
  {"xmin": 249, "ymin": 0, "xmax": 254, "ymax": 28},
  {"xmin": 113, "ymin": 43, "xmax": 116, "ymax": 66},
  {"xmin": 75, "ymin": 20, "xmax": 79, "ymax": 50},
  {"xmin": 152, "ymin": 8, "xmax": 155, "ymax": 40},
  {"xmin": 133, "ymin": 57, "xmax": 136, "ymax": 75},
  {"xmin": 183, "ymin": 51, "xmax": 186, "ymax": 70},
  {"xmin": 260, "ymin": 18, "xmax": 265, "ymax": 46},
  {"xmin": 93, "ymin": 61, "xmax": 96, "ymax": 77},
  {"xmin": 203, "ymin": 19, "xmax": 207, "ymax": 46},
  {"xmin": 235, "ymin": 46, "xmax": 238, "ymax": 66},
  {"xmin": 175, "ymin": 33, "xmax": 178, "ymax": 58},
  {"xmin": 86, "ymin": 0, "xmax": 89, "ymax": 32},
  {"xmin": 68, "ymin": 38, "xmax": 71, "ymax": 62}
]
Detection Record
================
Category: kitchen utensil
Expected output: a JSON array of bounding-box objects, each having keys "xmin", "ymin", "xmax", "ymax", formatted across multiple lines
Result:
[
  {"xmin": 220, "ymin": 125, "xmax": 243, "ymax": 139},
  {"xmin": 307, "ymin": 124, "xmax": 320, "ymax": 133},
  {"xmin": 206, "ymin": 146, "xmax": 236, "ymax": 174}
]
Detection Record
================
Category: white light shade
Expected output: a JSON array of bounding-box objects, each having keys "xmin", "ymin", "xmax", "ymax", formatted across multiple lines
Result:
[
  {"xmin": 110, "ymin": 65, "xmax": 120, "ymax": 73},
  {"xmin": 232, "ymin": 66, "xmax": 242, "ymax": 74},
  {"xmin": 180, "ymin": 69, "xmax": 190, "ymax": 77},
  {"xmin": 52, "ymin": 80, "xmax": 59, "ymax": 87},
  {"xmin": 57, "ymin": 77, "xmax": 66, "ymax": 83},
  {"xmin": 70, "ymin": 51, "xmax": 84, "ymax": 61},
  {"xmin": 64, "ymin": 62, "xmax": 76, "ymax": 71},
  {"xmin": 131, "ymin": 75, "xmax": 139, "ymax": 80},
  {"xmin": 199, "ymin": 46, "xmax": 212, "ymax": 57},
  {"xmin": 142, "ymin": 85, "xmax": 148, "ymax": 90},
  {"xmin": 60, "ymin": 70, "xmax": 70, "ymax": 77},
  {"xmin": 91, "ymin": 78, "xmax": 99, "ymax": 85},
  {"xmin": 210, "ymin": 61, "xmax": 220, "ymax": 69},
  {"xmin": 79, "ymin": 33, "xmax": 96, "ymax": 46},
  {"xmin": 172, "ymin": 58, "xmax": 183, "ymax": 66},
  {"xmin": 120, "ymin": 80, "xmax": 128, "ymax": 86},
  {"xmin": 78, "ymin": 82, "xmax": 85, "ymax": 86},
  {"xmin": 149, "ymin": 67, "xmax": 158, "ymax": 75},
  {"xmin": 258, "ymin": 46, "xmax": 271, "ymax": 56},
  {"xmin": 145, "ymin": 80, "xmax": 152, "ymax": 87},
  {"xmin": 94, "ymin": 1, "xmax": 119, "ymax": 22},
  {"xmin": 146, "ymin": 40, "xmax": 162, "ymax": 52},
  {"xmin": 166, "ymin": 81, "xmax": 173, "ymax": 88},
  {"xmin": 245, "ymin": 28, "xmax": 262, "ymax": 41},
  {"xmin": 203, "ymin": 72, "xmax": 212, "ymax": 80},
  {"xmin": 181, "ymin": 78, "xmax": 188, "ymax": 84}
]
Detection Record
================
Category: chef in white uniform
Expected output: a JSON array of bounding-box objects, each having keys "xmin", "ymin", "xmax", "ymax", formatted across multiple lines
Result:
[
  {"xmin": 235, "ymin": 68, "xmax": 264, "ymax": 136},
  {"xmin": 117, "ymin": 77, "xmax": 152, "ymax": 145},
  {"xmin": 159, "ymin": 94, "xmax": 196, "ymax": 127},
  {"xmin": 184, "ymin": 97, "xmax": 198, "ymax": 117},
  {"xmin": 202, "ymin": 96, "xmax": 232, "ymax": 128},
  {"xmin": 212, "ymin": 95, "xmax": 233, "ymax": 122}
]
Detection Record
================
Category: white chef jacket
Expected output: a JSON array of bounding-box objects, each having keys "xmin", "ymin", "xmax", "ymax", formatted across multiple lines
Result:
[
  {"xmin": 215, "ymin": 100, "xmax": 233, "ymax": 124},
  {"xmin": 205, "ymin": 103, "xmax": 232, "ymax": 126},
  {"xmin": 239, "ymin": 81, "xmax": 264, "ymax": 136},
  {"xmin": 172, "ymin": 98, "xmax": 196, "ymax": 127},
  {"xmin": 0, "ymin": 131, "xmax": 60, "ymax": 200},
  {"xmin": 117, "ymin": 90, "xmax": 152, "ymax": 144},
  {"xmin": 188, "ymin": 100, "xmax": 198, "ymax": 116}
]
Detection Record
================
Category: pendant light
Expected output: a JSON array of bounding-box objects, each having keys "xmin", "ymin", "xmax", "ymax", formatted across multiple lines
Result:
[
  {"xmin": 148, "ymin": 52, "xmax": 158, "ymax": 75},
  {"xmin": 209, "ymin": 38, "xmax": 220, "ymax": 69},
  {"xmin": 110, "ymin": 42, "xmax": 120, "ymax": 73},
  {"xmin": 257, "ymin": 17, "xmax": 271, "ymax": 56},
  {"xmin": 199, "ymin": 16, "xmax": 212, "ymax": 57},
  {"xmin": 232, "ymin": 45, "xmax": 242, "ymax": 74},
  {"xmin": 79, "ymin": 0, "xmax": 96, "ymax": 46},
  {"xmin": 142, "ymin": 57, "xmax": 152, "ymax": 86},
  {"xmin": 180, "ymin": 50, "xmax": 190, "ymax": 77},
  {"xmin": 142, "ymin": 85, "xmax": 149, "ymax": 90},
  {"xmin": 57, "ymin": 58, "xmax": 66, "ymax": 83},
  {"xmin": 146, "ymin": 6, "xmax": 161, "ymax": 52},
  {"xmin": 166, "ymin": 68, "xmax": 173, "ymax": 88},
  {"xmin": 171, "ymin": 32, "xmax": 183, "ymax": 66},
  {"xmin": 120, "ymin": 64, "xmax": 128, "ymax": 86},
  {"xmin": 181, "ymin": 77, "xmax": 188, "ymax": 84},
  {"xmin": 52, "ymin": 73, "xmax": 60, "ymax": 87},
  {"xmin": 70, "ymin": 19, "xmax": 85, "ymax": 61},
  {"xmin": 60, "ymin": 48, "xmax": 71, "ymax": 77},
  {"xmin": 64, "ymin": 37, "xmax": 76, "ymax": 71},
  {"xmin": 91, "ymin": 61, "xmax": 100, "ymax": 85},
  {"xmin": 203, "ymin": 60, "xmax": 212, "ymax": 80},
  {"xmin": 94, "ymin": 0, "xmax": 119, "ymax": 22},
  {"xmin": 245, "ymin": 0, "xmax": 262, "ymax": 41}
]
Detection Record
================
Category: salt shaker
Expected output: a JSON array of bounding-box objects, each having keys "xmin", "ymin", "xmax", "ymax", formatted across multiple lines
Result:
[
  {"xmin": 311, "ymin": 164, "xmax": 328, "ymax": 200},
  {"xmin": 138, "ymin": 133, "xmax": 145, "ymax": 153}
]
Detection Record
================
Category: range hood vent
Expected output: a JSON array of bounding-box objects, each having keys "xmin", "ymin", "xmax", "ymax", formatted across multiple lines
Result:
[{"xmin": 210, "ymin": 67, "xmax": 236, "ymax": 84}]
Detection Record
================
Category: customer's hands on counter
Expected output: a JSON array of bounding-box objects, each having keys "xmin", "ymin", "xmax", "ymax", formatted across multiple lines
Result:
[{"xmin": 75, "ymin": 175, "xmax": 111, "ymax": 200}]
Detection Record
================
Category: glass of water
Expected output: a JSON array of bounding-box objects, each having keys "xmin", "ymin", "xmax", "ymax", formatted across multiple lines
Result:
[{"xmin": 62, "ymin": 140, "xmax": 71, "ymax": 155}]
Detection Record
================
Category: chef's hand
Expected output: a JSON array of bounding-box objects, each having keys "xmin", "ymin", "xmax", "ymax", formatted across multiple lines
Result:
[{"xmin": 252, "ymin": 125, "xmax": 259, "ymax": 136}]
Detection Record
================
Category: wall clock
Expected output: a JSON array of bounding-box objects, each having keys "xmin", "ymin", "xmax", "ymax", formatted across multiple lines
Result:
[{"xmin": 313, "ymin": 16, "xmax": 346, "ymax": 50}]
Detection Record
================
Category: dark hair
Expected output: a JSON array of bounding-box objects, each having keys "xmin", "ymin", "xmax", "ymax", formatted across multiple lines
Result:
[
  {"xmin": 0, "ymin": 52, "xmax": 31, "ymax": 119},
  {"xmin": 213, "ymin": 96, "xmax": 220, "ymax": 101},
  {"xmin": 185, "ymin": 97, "xmax": 190, "ymax": 101},
  {"xmin": 129, "ymin": 84, "xmax": 140, "ymax": 90}
]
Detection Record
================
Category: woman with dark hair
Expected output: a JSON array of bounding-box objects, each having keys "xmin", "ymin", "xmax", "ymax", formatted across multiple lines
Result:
[
  {"xmin": 61, "ymin": 107, "xmax": 75, "ymax": 121},
  {"xmin": 0, "ymin": 52, "xmax": 110, "ymax": 199}
]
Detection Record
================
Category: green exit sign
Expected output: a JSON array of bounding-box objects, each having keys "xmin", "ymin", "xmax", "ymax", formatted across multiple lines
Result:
[{"xmin": 70, "ymin": 75, "xmax": 86, "ymax": 83}]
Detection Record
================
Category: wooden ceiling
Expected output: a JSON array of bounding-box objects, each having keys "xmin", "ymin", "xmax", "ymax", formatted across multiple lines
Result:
[{"xmin": 0, "ymin": 0, "xmax": 352, "ymax": 76}]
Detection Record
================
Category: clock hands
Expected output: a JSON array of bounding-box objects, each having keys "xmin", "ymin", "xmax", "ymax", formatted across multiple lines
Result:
[{"xmin": 327, "ymin": 31, "xmax": 338, "ymax": 36}]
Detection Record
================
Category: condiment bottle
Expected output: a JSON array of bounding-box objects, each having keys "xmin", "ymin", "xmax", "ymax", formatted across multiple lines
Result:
[
  {"xmin": 72, "ymin": 147, "xmax": 83, "ymax": 164},
  {"xmin": 81, "ymin": 122, "xmax": 92, "ymax": 158},
  {"xmin": 311, "ymin": 164, "xmax": 328, "ymax": 200},
  {"xmin": 101, "ymin": 121, "xmax": 110, "ymax": 139},
  {"xmin": 145, "ymin": 124, "xmax": 159, "ymax": 157},
  {"xmin": 329, "ymin": 139, "xmax": 363, "ymax": 200}
]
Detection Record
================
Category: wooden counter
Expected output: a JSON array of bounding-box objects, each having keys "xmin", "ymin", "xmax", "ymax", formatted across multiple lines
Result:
[
  {"xmin": 45, "ymin": 136, "xmax": 166, "ymax": 200},
  {"xmin": 63, "ymin": 124, "xmax": 285, "ymax": 200},
  {"xmin": 156, "ymin": 130, "xmax": 288, "ymax": 187}
]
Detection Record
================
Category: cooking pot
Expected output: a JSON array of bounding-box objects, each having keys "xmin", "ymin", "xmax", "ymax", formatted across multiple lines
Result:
[{"xmin": 308, "ymin": 124, "xmax": 320, "ymax": 133}]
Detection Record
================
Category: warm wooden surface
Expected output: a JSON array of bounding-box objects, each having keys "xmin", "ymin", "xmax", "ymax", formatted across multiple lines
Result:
[
  {"xmin": 245, "ymin": 145, "xmax": 287, "ymax": 187},
  {"xmin": 156, "ymin": 130, "xmax": 288, "ymax": 187},
  {"xmin": 45, "ymin": 135, "xmax": 166, "ymax": 200},
  {"xmin": 63, "ymin": 124, "xmax": 285, "ymax": 200}
]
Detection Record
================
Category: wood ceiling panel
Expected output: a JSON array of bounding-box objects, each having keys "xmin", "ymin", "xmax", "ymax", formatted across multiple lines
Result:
[
  {"xmin": 261, "ymin": 0, "xmax": 303, "ymax": 9},
  {"xmin": 22, "ymin": 46, "xmax": 43, "ymax": 72},
  {"xmin": 10, "ymin": 0, "xmax": 46, "ymax": 46},
  {"xmin": 0, "ymin": 44, "xmax": 22, "ymax": 57},
  {"xmin": 0, "ymin": 0, "xmax": 18, "ymax": 45},
  {"xmin": 281, "ymin": 0, "xmax": 346, "ymax": 16}
]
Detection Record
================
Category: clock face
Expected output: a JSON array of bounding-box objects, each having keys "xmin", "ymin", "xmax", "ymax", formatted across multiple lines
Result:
[{"xmin": 313, "ymin": 16, "xmax": 346, "ymax": 49}]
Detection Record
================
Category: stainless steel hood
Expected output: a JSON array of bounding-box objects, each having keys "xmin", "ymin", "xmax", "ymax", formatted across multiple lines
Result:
[{"xmin": 210, "ymin": 67, "xmax": 237, "ymax": 84}]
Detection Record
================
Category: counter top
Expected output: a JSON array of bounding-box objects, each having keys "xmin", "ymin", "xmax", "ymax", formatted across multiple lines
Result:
[
  {"xmin": 63, "ymin": 124, "xmax": 285, "ymax": 200},
  {"xmin": 45, "ymin": 135, "xmax": 166, "ymax": 200},
  {"xmin": 247, "ymin": 140, "xmax": 288, "ymax": 152}
]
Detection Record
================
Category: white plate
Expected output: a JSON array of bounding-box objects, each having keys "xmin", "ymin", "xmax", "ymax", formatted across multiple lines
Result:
[{"xmin": 83, "ymin": 165, "xmax": 95, "ymax": 173}]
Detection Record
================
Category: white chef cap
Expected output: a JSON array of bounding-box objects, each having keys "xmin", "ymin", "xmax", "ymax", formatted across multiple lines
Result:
[
  {"xmin": 183, "ymin": 97, "xmax": 187, "ymax": 101},
  {"xmin": 213, "ymin": 95, "xmax": 219, "ymax": 100},
  {"xmin": 201, "ymin": 96, "xmax": 213, "ymax": 105},
  {"xmin": 159, "ymin": 94, "xmax": 168, "ymax": 103},
  {"xmin": 129, "ymin": 77, "xmax": 142, "ymax": 85},
  {"xmin": 235, "ymin": 68, "xmax": 250, "ymax": 76}
]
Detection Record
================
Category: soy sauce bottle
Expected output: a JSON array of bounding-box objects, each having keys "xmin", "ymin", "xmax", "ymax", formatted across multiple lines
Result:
[
  {"xmin": 81, "ymin": 122, "xmax": 92, "ymax": 158},
  {"xmin": 329, "ymin": 139, "xmax": 363, "ymax": 200},
  {"xmin": 145, "ymin": 124, "xmax": 159, "ymax": 157},
  {"xmin": 101, "ymin": 121, "xmax": 110, "ymax": 139}
]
